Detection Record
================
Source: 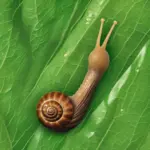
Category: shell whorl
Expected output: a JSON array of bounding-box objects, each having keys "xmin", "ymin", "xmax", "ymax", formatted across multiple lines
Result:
[{"xmin": 36, "ymin": 92, "xmax": 74, "ymax": 131}]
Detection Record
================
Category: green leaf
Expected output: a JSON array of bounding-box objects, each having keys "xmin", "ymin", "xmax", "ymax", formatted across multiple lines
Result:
[
  {"xmin": 0, "ymin": 0, "xmax": 150, "ymax": 150},
  {"xmin": 27, "ymin": 40, "xmax": 150, "ymax": 150},
  {"xmin": 60, "ymin": 40, "xmax": 150, "ymax": 150},
  {"xmin": 140, "ymin": 130, "xmax": 150, "ymax": 150},
  {"xmin": 0, "ymin": 116, "xmax": 12, "ymax": 150}
]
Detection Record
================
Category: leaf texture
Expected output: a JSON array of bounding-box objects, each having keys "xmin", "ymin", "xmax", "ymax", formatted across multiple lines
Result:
[{"xmin": 0, "ymin": 0, "xmax": 150, "ymax": 149}]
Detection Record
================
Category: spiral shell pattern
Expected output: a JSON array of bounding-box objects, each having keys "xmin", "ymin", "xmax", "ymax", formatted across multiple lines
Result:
[{"xmin": 36, "ymin": 92, "xmax": 74, "ymax": 131}]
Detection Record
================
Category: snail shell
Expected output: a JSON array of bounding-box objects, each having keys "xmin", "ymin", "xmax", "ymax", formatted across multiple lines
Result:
[{"xmin": 36, "ymin": 92, "xmax": 74, "ymax": 131}]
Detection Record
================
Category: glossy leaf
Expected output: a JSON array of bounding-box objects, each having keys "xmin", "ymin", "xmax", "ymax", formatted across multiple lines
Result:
[
  {"xmin": 0, "ymin": 0, "xmax": 150, "ymax": 150},
  {"xmin": 60, "ymin": 40, "xmax": 150, "ymax": 150},
  {"xmin": 0, "ymin": 116, "xmax": 12, "ymax": 150}
]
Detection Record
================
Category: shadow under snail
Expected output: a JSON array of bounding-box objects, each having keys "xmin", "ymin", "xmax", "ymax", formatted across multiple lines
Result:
[{"xmin": 36, "ymin": 18, "xmax": 117, "ymax": 132}]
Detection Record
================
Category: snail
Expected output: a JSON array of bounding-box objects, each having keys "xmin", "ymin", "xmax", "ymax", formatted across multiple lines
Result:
[{"xmin": 36, "ymin": 18, "xmax": 117, "ymax": 131}]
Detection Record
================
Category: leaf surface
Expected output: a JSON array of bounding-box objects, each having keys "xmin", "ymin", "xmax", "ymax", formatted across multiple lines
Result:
[
  {"xmin": 0, "ymin": 0, "xmax": 150, "ymax": 149},
  {"xmin": 0, "ymin": 116, "xmax": 12, "ymax": 150}
]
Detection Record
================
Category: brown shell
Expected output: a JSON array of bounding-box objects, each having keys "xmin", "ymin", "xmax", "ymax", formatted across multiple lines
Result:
[{"xmin": 36, "ymin": 92, "xmax": 74, "ymax": 131}]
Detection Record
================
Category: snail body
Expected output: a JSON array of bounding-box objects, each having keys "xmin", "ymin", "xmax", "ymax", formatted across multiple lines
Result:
[{"xmin": 36, "ymin": 19, "xmax": 117, "ymax": 131}]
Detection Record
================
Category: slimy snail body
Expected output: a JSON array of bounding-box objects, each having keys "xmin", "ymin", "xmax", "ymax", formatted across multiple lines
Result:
[{"xmin": 36, "ymin": 19, "xmax": 117, "ymax": 131}]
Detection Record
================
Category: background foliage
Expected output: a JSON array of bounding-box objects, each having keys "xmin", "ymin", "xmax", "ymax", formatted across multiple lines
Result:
[{"xmin": 0, "ymin": 0, "xmax": 150, "ymax": 149}]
